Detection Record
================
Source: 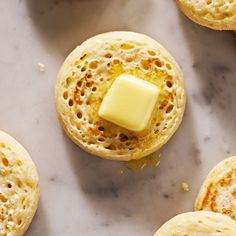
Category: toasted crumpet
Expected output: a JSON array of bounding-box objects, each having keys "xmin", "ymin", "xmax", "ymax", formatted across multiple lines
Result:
[{"xmin": 195, "ymin": 156, "xmax": 236, "ymax": 221}]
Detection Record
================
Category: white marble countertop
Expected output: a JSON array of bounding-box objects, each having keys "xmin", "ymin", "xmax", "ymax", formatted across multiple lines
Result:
[{"xmin": 0, "ymin": 0, "xmax": 236, "ymax": 235}]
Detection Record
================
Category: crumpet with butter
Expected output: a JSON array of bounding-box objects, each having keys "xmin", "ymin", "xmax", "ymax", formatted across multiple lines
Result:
[{"xmin": 55, "ymin": 31, "xmax": 186, "ymax": 161}]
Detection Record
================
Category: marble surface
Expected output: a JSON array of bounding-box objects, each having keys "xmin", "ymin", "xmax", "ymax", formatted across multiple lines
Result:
[{"xmin": 0, "ymin": 0, "xmax": 236, "ymax": 235}]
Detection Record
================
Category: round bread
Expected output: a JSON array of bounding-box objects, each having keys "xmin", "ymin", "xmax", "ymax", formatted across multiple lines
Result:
[
  {"xmin": 0, "ymin": 131, "xmax": 39, "ymax": 236},
  {"xmin": 176, "ymin": 0, "xmax": 236, "ymax": 30},
  {"xmin": 195, "ymin": 156, "xmax": 236, "ymax": 221},
  {"xmin": 154, "ymin": 211, "xmax": 236, "ymax": 235},
  {"xmin": 55, "ymin": 31, "xmax": 186, "ymax": 161}
]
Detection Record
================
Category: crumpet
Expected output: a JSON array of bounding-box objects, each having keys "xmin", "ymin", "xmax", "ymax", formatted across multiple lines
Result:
[
  {"xmin": 55, "ymin": 31, "xmax": 186, "ymax": 161},
  {"xmin": 154, "ymin": 211, "xmax": 236, "ymax": 236},
  {"xmin": 177, "ymin": 0, "xmax": 236, "ymax": 30},
  {"xmin": 0, "ymin": 131, "xmax": 39, "ymax": 236},
  {"xmin": 195, "ymin": 156, "xmax": 236, "ymax": 221}
]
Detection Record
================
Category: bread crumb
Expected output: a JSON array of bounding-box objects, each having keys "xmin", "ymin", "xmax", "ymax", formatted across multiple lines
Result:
[
  {"xmin": 116, "ymin": 168, "xmax": 124, "ymax": 175},
  {"xmin": 181, "ymin": 182, "xmax": 190, "ymax": 192},
  {"xmin": 38, "ymin": 63, "xmax": 45, "ymax": 72}
]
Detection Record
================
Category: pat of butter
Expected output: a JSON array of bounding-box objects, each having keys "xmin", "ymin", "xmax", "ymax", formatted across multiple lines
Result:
[{"xmin": 98, "ymin": 74, "xmax": 159, "ymax": 132}]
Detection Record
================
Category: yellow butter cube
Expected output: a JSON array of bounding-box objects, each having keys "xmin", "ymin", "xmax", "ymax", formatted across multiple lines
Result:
[{"xmin": 98, "ymin": 74, "xmax": 159, "ymax": 132}]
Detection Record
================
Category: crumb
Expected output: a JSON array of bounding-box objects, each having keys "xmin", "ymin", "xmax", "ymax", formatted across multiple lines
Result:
[
  {"xmin": 163, "ymin": 193, "xmax": 169, "ymax": 199},
  {"xmin": 38, "ymin": 63, "xmax": 45, "ymax": 72},
  {"xmin": 116, "ymin": 168, "xmax": 124, "ymax": 175},
  {"xmin": 181, "ymin": 182, "xmax": 190, "ymax": 192}
]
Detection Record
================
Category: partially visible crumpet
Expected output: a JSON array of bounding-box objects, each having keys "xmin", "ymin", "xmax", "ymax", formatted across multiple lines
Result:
[
  {"xmin": 176, "ymin": 0, "xmax": 236, "ymax": 30},
  {"xmin": 0, "ymin": 131, "xmax": 39, "ymax": 236},
  {"xmin": 154, "ymin": 211, "xmax": 236, "ymax": 236},
  {"xmin": 195, "ymin": 156, "xmax": 236, "ymax": 221}
]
